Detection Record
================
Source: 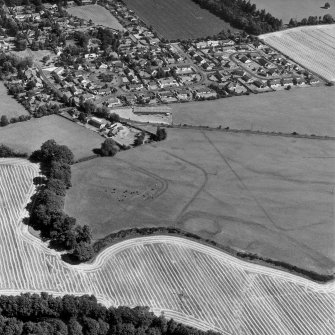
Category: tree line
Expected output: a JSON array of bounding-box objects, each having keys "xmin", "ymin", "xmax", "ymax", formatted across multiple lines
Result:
[
  {"xmin": 288, "ymin": 14, "xmax": 334, "ymax": 27},
  {"xmin": 29, "ymin": 139, "xmax": 94, "ymax": 261},
  {"xmin": 0, "ymin": 144, "xmax": 28, "ymax": 158},
  {"xmin": 190, "ymin": 0, "xmax": 282, "ymax": 35},
  {"xmin": 0, "ymin": 292, "xmax": 221, "ymax": 335},
  {"xmin": 92, "ymin": 227, "xmax": 334, "ymax": 283},
  {"xmin": 0, "ymin": 114, "xmax": 32, "ymax": 127}
]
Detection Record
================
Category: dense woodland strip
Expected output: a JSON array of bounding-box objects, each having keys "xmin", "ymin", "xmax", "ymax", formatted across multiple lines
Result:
[
  {"xmin": 0, "ymin": 293, "xmax": 220, "ymax": 335},
  {"xmin": 28, "ymin": 140, "xmax": 96, "ymax": 261},
  {"xmin": 191, "ymin": 0, "xmax": 282, "ymax": 35}
]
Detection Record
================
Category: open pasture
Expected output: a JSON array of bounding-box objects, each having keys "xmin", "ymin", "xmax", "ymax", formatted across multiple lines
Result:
[
  {"xmin": 0, "ymin": 82, "xmax": 29, "ymax": 118},
  {"xmin": 123, "ymin": 0, "xmax": 238, "ymax": 40},
  {"xmin": 65, "ymin": 154, "xmax": 202, "ymax": 239},
  {"xmin": 66, "ymin": 129, "xmax": 335, "ymax": 275},
  {"xmin": 171, "ymin": 86, "xmax": 335, "ymax": 136},
  {"xmin": 251, "ymin": 0, "xmax": 335, "ymax": 23},
  {"xmin": 260, "ymin": 24, "xmax": 335, "ymax": 82},
  {"xmin": 0, "ymin": 158, "xmax": 334, "ymax": 335},
  {"xmin": 67, "ymin": 4, "xmax": 124, "ymax": 30},
  {"xmin": 0, "ymin": 115, "xmax": 102, "ymax": 160}
]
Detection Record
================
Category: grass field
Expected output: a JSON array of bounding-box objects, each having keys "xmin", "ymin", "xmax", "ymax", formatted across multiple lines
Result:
[
  {"xmin": 123, "ymin": 0, "xmax": 238, "ymax": 40},
  {"xmin": 67, "ymin": 4, "xmax": 124, "ymax": 30},
  {"xmin": 65, "ymin": 129, "xmax": 335, "ymax": 275},
  {"xmin": 1, "ymin": 159, "xmax": 334, "ymax": 335},
  {"xmin": 171, "ymin": 86, "xmax": 335, "ymax": 136},
  {"xmin": 0, "ymin": 115, "xmax": 103, "ymax": 160},
  {"xmin": 0, "ymin": 82, "xmax": 29, "ymax": 118},
  {"xmin": 252, "ymin": 0, "xmax": 335, "ymax": 23},
  {"xmin": 260, "ymin": 24, "xmax": 335, "ymax": 82},
  {"xmin": 12, "ymin": 49, "xmax": 58, "ymax": 67}
]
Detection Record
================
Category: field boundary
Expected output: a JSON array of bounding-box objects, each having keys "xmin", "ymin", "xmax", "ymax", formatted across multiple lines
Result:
[
  {"xmin": 89, "ymin": 227, "xmax": 335, "ymax": 284},
  {"xmin": 168, "ymin": 124, "xmax": 335, "ymax": 140}
]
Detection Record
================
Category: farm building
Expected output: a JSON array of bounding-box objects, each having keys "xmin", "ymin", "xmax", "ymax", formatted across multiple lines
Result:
[
  {"xmin": 133, "ymin": 106, "xmax": 172, "ymax": 115},
  {"xmin": 88, "ymin": 117, "xmax": 107, "ymax": 129}
]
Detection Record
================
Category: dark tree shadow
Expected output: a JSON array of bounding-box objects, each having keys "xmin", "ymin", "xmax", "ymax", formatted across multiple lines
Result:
[
  {"xmin": 93, "ymin": 148, "xmax": 102, "ymax": 155},
  {"xmin": 61, "ymin": 253, "xmax": 81, "ymax": 265}
]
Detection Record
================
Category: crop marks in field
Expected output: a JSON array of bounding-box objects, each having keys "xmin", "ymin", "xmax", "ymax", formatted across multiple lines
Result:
[
  {"xmin": 260, "ymin": 24, "xmax": 335, "ymax": 82},
  {"xmin": 0, "ymin": 159, "xmax": 334, "ymax": 335}
]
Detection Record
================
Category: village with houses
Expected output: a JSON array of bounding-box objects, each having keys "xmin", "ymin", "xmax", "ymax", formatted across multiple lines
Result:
[{"xmin": 0, "ymin": 0, "xmax": 324, "ymax": 148}]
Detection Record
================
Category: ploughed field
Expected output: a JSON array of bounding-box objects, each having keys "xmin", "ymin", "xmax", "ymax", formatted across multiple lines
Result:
[
  {"xmin": 0, "ymin": 158, "xmax": 334, "ymax": 335},
  {"xmin": 260, "ymin": 24, "xmax": 335, "ymax": 82},
  {"xmin": 123, "ymin": 0, "xmax": 238, "ymax": 40},
  {"xmin": 65, "ymin": 129, "xmax": 335, "ymax": 276}
]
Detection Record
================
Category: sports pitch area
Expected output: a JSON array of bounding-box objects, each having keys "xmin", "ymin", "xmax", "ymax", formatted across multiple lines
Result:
[
  {"xmin": 1, "ymin": 159, "xmax": 334, "ymax": 335},
  {"xmin": 251, "ymin": 0, "xmax": 335, "ymax": 23},
  {"xmin": 171, "ymin": 86, "xmax": 335, "ymax": 136},
  {"xmin": 65, "ymin": 128, "xmax": 335, "ymax": 276},
  {"xmin": 123, "ymin": 0, "xmax": 238, "ymax": 40},
  {"xmin": 0, "ymin": 115, "xmax": 103, "ymax": 160},
  {"xmin": 260, "ymin": 24, "xmax": 335, "ymax": 82},
  {"xmin": 67, "ymin": 4, "xmax": 124, "ymax": 30}
]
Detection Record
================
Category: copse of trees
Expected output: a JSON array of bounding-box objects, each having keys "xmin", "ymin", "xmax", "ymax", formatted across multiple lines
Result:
[
  {"xmin": 96, "ymin": 27, "xmax": 121, "ymax": 51},
  {"xmin": 33, "ymin": 104, "xmax": 60, "ymax": 118},
  {"xmin": 32, "ymin": 139, "xmax": 74, "ymax": 166},
  {"xmin": 0, "ymin": 115, "xmax": 9, "ymax": 126},
  {"xmin": 100, "ymin": 138, "xmax": 119, "ymax": 157},
  {"xmin": 0, "ymin": 54, "xmax": 32, "ymax": 77},
  {"xmin": 29, "ymin": 140, "xmax": 92, "ymax": 257},
  {"xmin": 155, "ymin": 127, "xmax": 167, "ymax": 141},
  {"xmin": 0, "ymin": 292, "xmax": 221, "ymax": 335}
]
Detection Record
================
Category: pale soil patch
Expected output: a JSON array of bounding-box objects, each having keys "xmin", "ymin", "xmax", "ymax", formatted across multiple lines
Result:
[
  {"xmin": 0, "ymin": 115, "xmax": 102, "ymax": 160},
  {"xmin": 66, "ymin": 128, "xmax": 335, "ymax": 274},
  {"xmin": 251, "ymin": 0, "xmax": 335, "ymax": 23},
  {"xmin": 0, "ymin": 82, "xmax": 29, "ymax": 118},
  {"xmin": 67, "ymin": 4, "xmax": 124, "ymax": 30},
  {"xmin": 171, "ymin": 86, "xmax": 335, "ymax": 136}
]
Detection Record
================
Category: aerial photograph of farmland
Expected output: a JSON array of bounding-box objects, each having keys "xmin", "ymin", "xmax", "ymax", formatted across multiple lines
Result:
[{"xmin": 0, "ymin": 0, "xmax": 334, "ymax": 334}]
